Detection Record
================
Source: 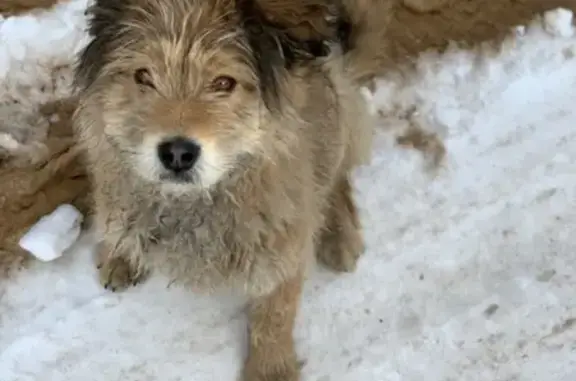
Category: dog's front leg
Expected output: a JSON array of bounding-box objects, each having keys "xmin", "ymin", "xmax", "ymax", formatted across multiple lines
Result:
[{"xmin": 242, "ymin": 269, "xmax": 304, "ymax": 381}]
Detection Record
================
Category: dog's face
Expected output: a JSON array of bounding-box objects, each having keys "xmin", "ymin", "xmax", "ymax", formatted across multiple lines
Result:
[{"xmin": 75, "ymin": 0, "xmax": 342, "ymax": 190}]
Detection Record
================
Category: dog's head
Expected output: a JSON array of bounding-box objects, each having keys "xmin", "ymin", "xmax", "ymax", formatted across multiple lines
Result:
[{"xmin": 74, "ymin": 0, "xmax": 343, "ymax": 190}]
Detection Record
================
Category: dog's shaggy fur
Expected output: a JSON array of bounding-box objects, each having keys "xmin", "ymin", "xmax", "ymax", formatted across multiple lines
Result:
[{"xmin": 73, "ymin": 0, "xmax": 391, "ymax": 379}]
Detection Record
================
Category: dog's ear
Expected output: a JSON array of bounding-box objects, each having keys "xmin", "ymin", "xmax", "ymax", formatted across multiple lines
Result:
[
  {"xmin": 74, "ymin": 0, "xmax": 128, "ymax": 90},
  {"xmin": 255, "ymin": 0, "xmax": 354, "ymax": 53},
  {"xmin": 236, "ymin": 0, "xmax": 292, "ymax": 111},
  {"xmin": 255, "ymin": 0, "xmax": 342, "ymax": 44},
  {"xmin": 236, "ymin": 0, "xmax": 341, "ymax": 111}
]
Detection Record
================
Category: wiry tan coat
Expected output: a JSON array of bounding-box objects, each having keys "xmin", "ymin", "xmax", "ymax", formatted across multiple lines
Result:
[{"xmin": 73, "ymin": 0, "xmax": 391, "ymax": 380}]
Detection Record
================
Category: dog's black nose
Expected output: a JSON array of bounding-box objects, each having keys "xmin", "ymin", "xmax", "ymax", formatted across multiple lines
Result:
[{"xmin": 157, "ymin": 137, "xmax": 201, "ymax": 172}]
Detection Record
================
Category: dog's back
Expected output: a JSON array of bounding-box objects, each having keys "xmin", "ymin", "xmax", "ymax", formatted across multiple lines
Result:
[
  {"xmin": 257, "ymin": 0, "xmax": 392, "ymax": 175},
  {"xmin": 293, "ymin": 0, "xmax": 394, "ymax": 187}
]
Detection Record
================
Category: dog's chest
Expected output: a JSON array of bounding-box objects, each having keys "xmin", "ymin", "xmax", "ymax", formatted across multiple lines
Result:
[
  {"xmin": 127, "ymin": 199, "xmax": 222, "ymax": 254},
  {"xmin": 121, "ymin": 193, "xmax": 262, "ymax": 263},
  {"xmin": 116, "ymin": 193, "xmax": 277, "ymax": 290}
]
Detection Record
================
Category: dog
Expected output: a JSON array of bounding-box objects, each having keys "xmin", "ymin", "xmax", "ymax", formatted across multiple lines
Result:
[{"xmin": 73, "ymin": 0, "xmax": 391, "ymax": 379}]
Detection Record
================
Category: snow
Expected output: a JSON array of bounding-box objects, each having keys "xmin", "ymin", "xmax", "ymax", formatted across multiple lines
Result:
[
  {"xmin": 18, "ymin": 204, "xmax": 84, "ymax": 262},
  {"xmin": 0, "ymin": 0, "xmax": 90, "ymax": 154},
  {"xmin": 1, "ymin": 2, "xmax": 576, "ymax": 381}
]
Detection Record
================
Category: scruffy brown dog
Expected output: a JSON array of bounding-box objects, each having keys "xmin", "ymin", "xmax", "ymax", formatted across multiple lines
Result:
[{"xmin": 73, "ymin": 0, "xmax": 391, "ymax": 379}]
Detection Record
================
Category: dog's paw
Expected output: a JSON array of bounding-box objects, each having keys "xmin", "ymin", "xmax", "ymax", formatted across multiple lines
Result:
[
  {"xmin": 316, "ymin": 225, "xmax": 365, "ymax": 273},
  {"xmin": 242, "ymin": 366, "xmax": 300, "ymax": 381},
  {"xmin": 97, "ymin": 257, "xmax": 144, "ymax": 292},
  {"xmin": 242, "ymin": 352, "xmax": 301, "ymax": 381},
  {"xmin": 317, "ymin": 236, "xmax": 364, "ymax": 273}
]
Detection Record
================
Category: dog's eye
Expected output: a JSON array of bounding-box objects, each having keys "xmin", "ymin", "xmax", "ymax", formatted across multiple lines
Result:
[
  {"xmin": 211, "ymin": 76, "xmax": 237, "ymax": 93},
  {"xmin": 134, "ymin": 68, "xmax": 155, "ymax": 89}
]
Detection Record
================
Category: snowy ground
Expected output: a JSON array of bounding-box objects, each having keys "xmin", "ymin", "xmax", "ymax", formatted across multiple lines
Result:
[{"xmin": 1, "ymin": 2, "xmax": 576, "ymax": 381}]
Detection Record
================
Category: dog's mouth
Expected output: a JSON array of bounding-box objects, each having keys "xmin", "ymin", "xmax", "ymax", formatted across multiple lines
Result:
[{"xmin": 159, "ymin": 171, "xmax": 196, "ymax": 184}]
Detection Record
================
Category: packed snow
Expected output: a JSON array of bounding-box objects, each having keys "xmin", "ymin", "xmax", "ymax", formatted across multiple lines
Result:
[
  {"xmin": 1, "ymin": 2, "xmax": 575, "ymax": 380},
  {"xmin": 18, "ymin": 204, "xmax": 84, "ymax": 262}
]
